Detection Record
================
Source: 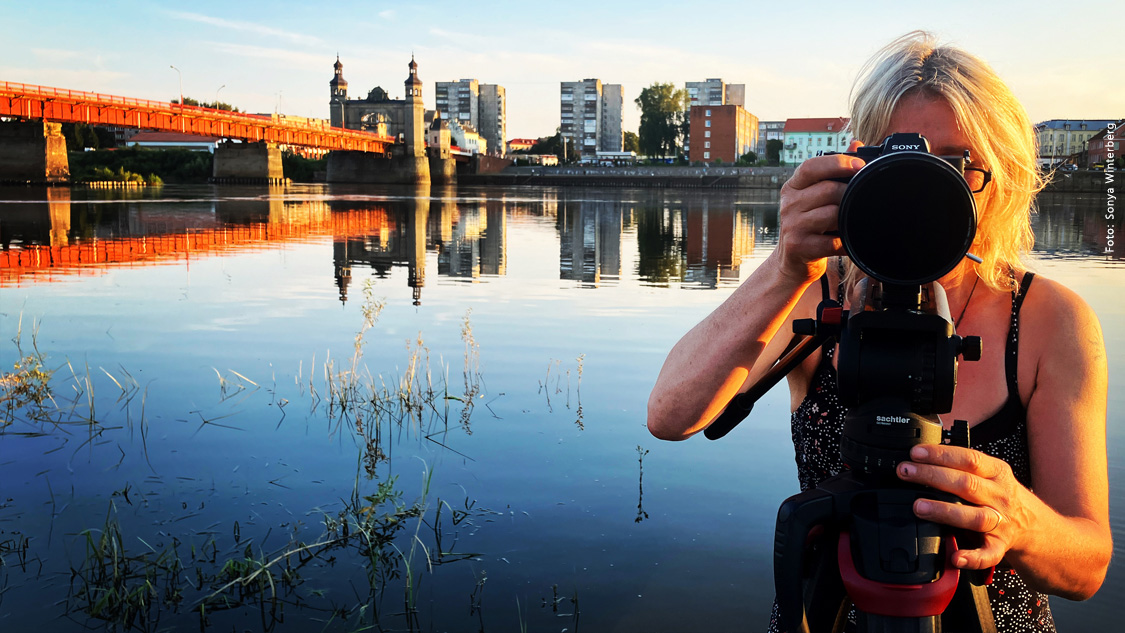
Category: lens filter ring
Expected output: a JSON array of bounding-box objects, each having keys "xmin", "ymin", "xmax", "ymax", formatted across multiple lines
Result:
[{"xmin": 839, "ymin": 152, "xmax": 977, "ymax": 286}]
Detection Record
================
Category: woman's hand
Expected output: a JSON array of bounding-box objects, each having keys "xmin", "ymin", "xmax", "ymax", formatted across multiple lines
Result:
[
  {"xmin": 774, "ymin": 149, "xmax": 863, "ymax": 285},
  {"xmin": 896, "ymin": 444, "xmax": 1024, "ymax": 570}
]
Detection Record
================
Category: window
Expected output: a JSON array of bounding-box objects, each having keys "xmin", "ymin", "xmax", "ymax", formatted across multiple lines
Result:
[
  {"xmin": 705, "ymin": 120, "xmax": 711, "ymax": 128},
  {"xmin": 705, "ymin": 109, "xmax": 711, "ymax": 117},
  {"xmin": 704, "ymin": 151, "xmax": 710, "ymax": 159},
  {"xmin": 704, "ymin": 141, "xmax": 710, "ymax": 148},
  {"xmin": 705, "ymin": 131, "xmax": 711, "ymax": 138}
]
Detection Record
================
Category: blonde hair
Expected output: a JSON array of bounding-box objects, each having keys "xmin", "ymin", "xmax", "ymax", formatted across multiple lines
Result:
[{"xmin": 848, "ymin": 31, "xmax": 1043, "ymax": 291}]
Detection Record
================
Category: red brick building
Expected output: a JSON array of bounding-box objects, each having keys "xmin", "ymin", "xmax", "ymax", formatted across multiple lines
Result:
[
  {"xmin": 688, "ymin": 104, "xmax": 759, "ymax": 164},
  {"xmin": 1087, "ymin": 122, "xmax": 1121, "ymax": 167}
]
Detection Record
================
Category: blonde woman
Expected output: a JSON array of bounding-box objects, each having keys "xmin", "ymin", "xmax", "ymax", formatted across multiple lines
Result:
[{"xmin": 647, "ymin": 32, "xmax": 1110, "ymax": 631}]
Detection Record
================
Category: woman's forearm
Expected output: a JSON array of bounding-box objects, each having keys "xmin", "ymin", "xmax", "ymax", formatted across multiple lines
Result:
[{"xmin": 647, "ymin": 253, "xmax": 813, "ymax": 440}]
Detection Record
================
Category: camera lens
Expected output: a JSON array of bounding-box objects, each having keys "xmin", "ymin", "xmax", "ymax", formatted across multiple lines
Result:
[{"xmin": 839, "ymin": 153, "xmax": 976, "ymax": 285}]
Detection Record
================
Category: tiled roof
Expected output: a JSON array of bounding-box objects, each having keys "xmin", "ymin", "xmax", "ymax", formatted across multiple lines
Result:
[{"xmin": 783, "ymin": 117, "xmax": 850, "ymax": 133}]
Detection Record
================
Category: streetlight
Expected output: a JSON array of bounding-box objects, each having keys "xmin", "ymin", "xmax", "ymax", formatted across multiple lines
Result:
[
  {"xmin": 215, "ymin": 84, "xmax": 225, "ymax": 109},
  {"xmin": 170, "ymin": 65, "xmax": 182, "ymax": 108}
]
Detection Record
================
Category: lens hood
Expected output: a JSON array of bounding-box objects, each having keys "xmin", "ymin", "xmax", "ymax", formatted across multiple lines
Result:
[{"xmin": 839, "ymin": 151, "xmax": 976, "ymax": 285}]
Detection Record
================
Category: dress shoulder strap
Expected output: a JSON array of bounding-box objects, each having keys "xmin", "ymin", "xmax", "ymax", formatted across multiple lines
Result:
[{"xmin": 1004, "ymin": 272, "xmax": 1036, "ymax": 395}]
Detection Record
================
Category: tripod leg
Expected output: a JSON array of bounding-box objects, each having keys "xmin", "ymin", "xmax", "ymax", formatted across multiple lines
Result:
[{"xmin": 941, "ymin": 575, "xmax": 996, "ymax": 633}]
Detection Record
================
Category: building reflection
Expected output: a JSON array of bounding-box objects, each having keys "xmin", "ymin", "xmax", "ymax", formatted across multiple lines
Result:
[
  {"xmin": 558, "ymin": 198, "xmax": 622, "ymax": 286},
  {"xmin": 1033, "ymin": 193, "xmax": 1123, "ymax": 259},
  {"xmin": 634, "ymin": 196, "xmax": 761, "ymax": 289},
  {"xmin": 3, "ymin": 188, "xmax": 1115, "ymax": 293},
  {"xmin": 436, "ymin": 192, "xmax": 506, "ymax": 281}
]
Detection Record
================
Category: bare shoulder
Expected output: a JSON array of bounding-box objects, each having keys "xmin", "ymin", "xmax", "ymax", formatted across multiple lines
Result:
[
  {"xmin": 1021, "ymin": 273, "xmax": 1105, "ymax": 344},
  {"xmin": 1018, "ymin": 272, "xmax": 1107, "ymax": 393}
]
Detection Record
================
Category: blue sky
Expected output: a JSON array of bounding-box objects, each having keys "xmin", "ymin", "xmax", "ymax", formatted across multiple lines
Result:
[{"xmin": 2, "ymin": 0, "xmax": 1120, "ymax": 139}]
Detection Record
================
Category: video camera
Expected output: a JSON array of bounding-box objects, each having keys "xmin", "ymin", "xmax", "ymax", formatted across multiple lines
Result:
[{"xmin": 706, "ymin": 133, "xmax": 996, "ymax": 633}]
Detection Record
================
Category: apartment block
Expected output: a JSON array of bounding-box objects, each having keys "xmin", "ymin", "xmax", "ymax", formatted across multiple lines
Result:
[
  {"xmin": 560, "ymin": 79, "xmax": 623, "ymax": 159},
  {"xmin": 688, "ymin": 105, "xmax": 759, "ymax": 164},
  {"xmin": 684, "ymin": 78, "xmax": 746, "ymax": 155},
  {"xmin": 685, "ymin": 78, "xmax": 746, "ymax": 107},
  {"xmin": 600, "ymin": 84, "xmax": 624, "ymax": 153},
  {"xmin": 479, "ymin": 84, "xmax": 507, "ymax": 156},
  {"xmin": 757, "ymin": 120, "xmax": 785, "ymax": 158},
  {"xmin": 435, "ymin": 79, "xmax": 479, "ymax": 129}
]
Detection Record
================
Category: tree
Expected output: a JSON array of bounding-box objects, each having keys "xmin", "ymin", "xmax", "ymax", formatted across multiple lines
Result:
[
  {"xmin": 635, "ymin": 83, "xmax": 687, "ymax": 158},
  {"xmin": 172, "ymin": 96, "xmax": 240, "ymax": 112},
  {"xmin": 737, "ymin": 150, "xmax": 758, "ymax": 165},
  {"xmin": 766, "ymin": 139, "xmax": 784, "ymax": 165},
  {"xmin": 529, "ymin": 130, "xmax": 576, "ymax": 163},
  {"xmin": 623, "ymin": 131, "xmax": 639, "ymax": 154}
]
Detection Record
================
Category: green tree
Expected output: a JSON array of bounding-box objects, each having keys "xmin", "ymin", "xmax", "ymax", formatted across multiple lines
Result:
[
  {"xmin": 524, "ymin": 131, "xmax": 575, "ymax": 163},
  {"xmin": 173, "ymin": 96, "xmax": 240, "ymax": 112},
  {"xmin": 766, "ymin": 139, "xmax": 784, "ymax": 165},
  {"xmin": 623, "ymin": 131, "xmax": 640, "ymax": 154},
  {"xmin": 635, "ymin": 83, "xmax": 687, "ymax": 158},
  {"xmin": 737, "ymin": 150, "xmax": 758, "ymax": 165}
]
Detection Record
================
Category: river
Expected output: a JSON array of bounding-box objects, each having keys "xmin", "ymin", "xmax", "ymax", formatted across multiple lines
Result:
[{"xmin": 0, "ymin": 183, "xmax": 1121, "ymax": 632}]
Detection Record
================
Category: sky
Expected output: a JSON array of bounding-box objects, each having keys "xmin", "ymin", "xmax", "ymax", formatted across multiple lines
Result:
[{"xmin": 1, "ymin": 0, "xmax": 1121, "ymax": 140}]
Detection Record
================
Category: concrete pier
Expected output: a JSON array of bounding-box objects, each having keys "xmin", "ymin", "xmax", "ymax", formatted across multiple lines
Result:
[
  {"xmin": 212, "ymin": 141, "xmax": 284, "ymax": 185},
  {"xmin": 326, "ymin": 148, "xmax": 433, "ymax": 185},
  {"xmin": 0, "ymin": 121, "xmax": 69, "ymax": 184}
]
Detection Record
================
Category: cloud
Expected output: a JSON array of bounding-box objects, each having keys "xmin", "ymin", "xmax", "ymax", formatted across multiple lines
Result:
[
  {"xmin": 378, "ymin": 10, "xmax": 395, "ymax": 20},
  {"xmin": 204, "ymin": 42, "xmax": 327, "ymax": 70},
  {"xmin": 167, "ymin": 11, "xmax": 323, "ymax": 47}
]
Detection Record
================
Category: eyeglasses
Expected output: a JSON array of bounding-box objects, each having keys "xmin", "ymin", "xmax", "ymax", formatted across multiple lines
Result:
[{"xmin": 964, "ymin": 167, "xmax": 992, "ymax": 194}]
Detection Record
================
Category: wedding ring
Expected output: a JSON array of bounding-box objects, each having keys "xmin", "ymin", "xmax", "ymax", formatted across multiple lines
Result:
[{"xmin": 985, "ymin": 506, "xmax": 1005, "ymax": 532}]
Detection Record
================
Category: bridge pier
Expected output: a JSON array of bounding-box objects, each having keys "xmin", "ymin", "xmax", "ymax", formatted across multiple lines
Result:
[
  {"xmin": 0, "ymin": 121, "xmax": 69, "ymax": 184},
  {"xmin": 212, "ymin": 141, "xmax": 285, "ymax": 185},
  {"xmin": 325, "ymin": 148, "xmax": 433, "ymax": 185}
]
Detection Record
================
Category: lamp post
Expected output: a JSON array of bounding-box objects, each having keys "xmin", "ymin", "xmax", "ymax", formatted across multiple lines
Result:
[
  {"xmin": 170, "ymin": 65, "xmax": 183, "ymax": 108},
  {"xmin": 215, "ymin": 84, "xmax": 225, "ymax": 109}
]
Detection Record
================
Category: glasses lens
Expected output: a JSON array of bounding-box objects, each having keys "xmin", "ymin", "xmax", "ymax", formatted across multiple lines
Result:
[{"xmin": 964, "ymin": 168, "xmax": 987, "ymax": 193}]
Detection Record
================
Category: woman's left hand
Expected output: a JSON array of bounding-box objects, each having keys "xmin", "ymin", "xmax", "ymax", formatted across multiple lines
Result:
[{"xmin": 896, "ymin": 443, "xmax": 1026, "ymax": 570}]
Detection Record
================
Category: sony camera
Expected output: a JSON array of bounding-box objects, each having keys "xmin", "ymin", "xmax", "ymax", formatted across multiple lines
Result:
[{"xmin": 830, "ymin": 132, "xmax": 978, "ymax": 286}]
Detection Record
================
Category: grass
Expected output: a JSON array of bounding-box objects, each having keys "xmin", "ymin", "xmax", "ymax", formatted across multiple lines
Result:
[
  {"xmin": 1, "ymin": 283, "xmax": 494, "ymax": 632},
  {"xmin": 3, "ymin": 281, "xmax": 595, "ymax": 631}
]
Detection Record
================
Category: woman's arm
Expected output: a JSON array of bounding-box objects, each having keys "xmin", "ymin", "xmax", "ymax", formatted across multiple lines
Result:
[
  {"xmin": 646, "ymin": 154, "xmax": 862, "ymax": 440},
  {"xmin": 897, "ymin": 278, "xmax": 1111, "ymax": 600}
]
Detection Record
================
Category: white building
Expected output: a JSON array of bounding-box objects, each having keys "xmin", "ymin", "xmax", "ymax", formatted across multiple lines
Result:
[
  {"xmin": 1034, "ymin": 119, "xmax": 1117, "ymax": 167},
  {"xmin": 782, "ymin": 117, "xmax": 852, "ymax": 165},
  {"xmin": 448, "ymin": 119, "xmax": 488, "ymax": 155}
]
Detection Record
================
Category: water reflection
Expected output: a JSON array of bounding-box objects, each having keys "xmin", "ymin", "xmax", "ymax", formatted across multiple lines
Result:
[{"xmin": 1, "ymin": 186, "xmax": 1119, "ymax": 295}]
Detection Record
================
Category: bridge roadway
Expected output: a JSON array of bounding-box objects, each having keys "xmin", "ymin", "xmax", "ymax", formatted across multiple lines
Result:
[{"xmin": 0, "ymin": 81, "xmax": 393, "ymax": 153}]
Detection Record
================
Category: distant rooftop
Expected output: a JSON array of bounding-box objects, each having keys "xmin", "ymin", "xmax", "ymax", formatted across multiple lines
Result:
[{"xmin": 784, "ymin": 117, "xmax": 850, "ymax": 133}]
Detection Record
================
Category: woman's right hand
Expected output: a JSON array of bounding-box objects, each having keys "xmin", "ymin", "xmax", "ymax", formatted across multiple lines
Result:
[{"xmin": 775, "ymin": 151, "xmax": 866, "ymax": 284}]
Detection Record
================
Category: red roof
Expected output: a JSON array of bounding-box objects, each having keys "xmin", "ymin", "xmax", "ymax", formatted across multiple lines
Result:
[
  {"xmin": 129, "ymin": 131, "xmax": 221, "ymax": 143},
  {"xmin": 783, "ymin": 117, "xmax": 850, "ymax": 133},
  {"xmin": 508, "ymin": 138, "xmax": 538, "ymax": 146}
]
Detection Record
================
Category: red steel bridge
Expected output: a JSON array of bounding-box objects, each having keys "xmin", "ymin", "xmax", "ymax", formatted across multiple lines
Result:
[{"xmin": 0, "ymin": 81, "xmax": 394, "ymax": 153}]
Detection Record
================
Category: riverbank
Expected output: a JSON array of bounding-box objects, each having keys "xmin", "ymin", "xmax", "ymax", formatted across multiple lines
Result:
[
  {"xmin": 463, "ymin": 165, "xmax": 795, "ymax": 189},
  {"xmin": 463, "ymin": 164, "xmax": 1106, "ymax": 192}
]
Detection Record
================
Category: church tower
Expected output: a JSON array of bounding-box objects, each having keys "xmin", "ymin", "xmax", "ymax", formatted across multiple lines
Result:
[
  {"xmin": 329, "ymin": 56, "xmax": 348, "ymax": 128},
  {"xmin": 404, "ymin": 56, "xmax": 424, "ymax": 158}
]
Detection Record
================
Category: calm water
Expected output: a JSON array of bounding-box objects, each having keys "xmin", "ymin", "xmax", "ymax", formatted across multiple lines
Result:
[{"xmin": 0, "ymin": 184, "xmax": 1121, "ymax": 632}]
